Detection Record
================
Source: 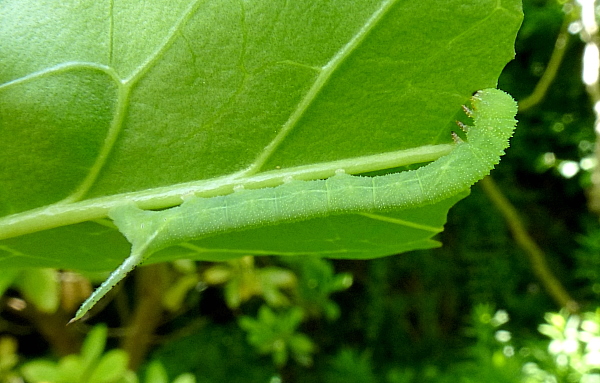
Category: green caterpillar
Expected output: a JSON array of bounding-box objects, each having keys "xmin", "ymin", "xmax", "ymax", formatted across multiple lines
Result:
[{"xmin": 70, "ymin": 88, "xmax": 518, "ymax": 323}]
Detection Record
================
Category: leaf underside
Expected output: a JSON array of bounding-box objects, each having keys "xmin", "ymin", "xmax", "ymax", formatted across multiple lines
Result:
[{"xmin": 0, "ymin": 0, "xmax": 523, "ymax": 270}]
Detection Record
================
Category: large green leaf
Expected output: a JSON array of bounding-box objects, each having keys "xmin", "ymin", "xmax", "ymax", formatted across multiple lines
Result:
[{"xmin": 0, "ymin": 0, "xmax": 522, "ymax": 270}]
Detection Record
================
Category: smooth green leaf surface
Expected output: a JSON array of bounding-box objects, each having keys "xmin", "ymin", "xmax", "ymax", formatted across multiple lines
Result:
[
  {"xmin": 88, "ymin": 349, "xmax": 130, "ymax": 383},
  {"xmin": 0, "ymin": 1, "xmax": 522, "ymax": 270},
  {"xmin": 80, "ymin": 325, "xmax": 108, "ymax": 372},
  {"xmin": 20, "ymin": 360, "xmax": 60, "ymax": 383},
  {"xmin": 144, "ymin": 361, "xmax": 170, "ymax": 383}
]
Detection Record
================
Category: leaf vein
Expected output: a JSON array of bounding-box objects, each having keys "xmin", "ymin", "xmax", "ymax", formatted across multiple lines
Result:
[
  {"xmin": 245, "ymin": 0, "xmax": 399, "ymax": 175},
  {"xmin": 124, "ymin": 0, "xmax": 206, "ymax": 85}
]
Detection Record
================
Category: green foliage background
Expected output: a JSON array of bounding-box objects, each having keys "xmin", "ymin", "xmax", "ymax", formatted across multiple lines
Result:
[{"xmin": 3, "ymin": 0, "xmax": 600, "ymax": 383}]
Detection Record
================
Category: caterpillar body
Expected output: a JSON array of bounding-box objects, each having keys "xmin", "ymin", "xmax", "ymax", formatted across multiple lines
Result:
[{"xmin": 70, "ymin": 88, "xmax": 518, "ymax": 323}]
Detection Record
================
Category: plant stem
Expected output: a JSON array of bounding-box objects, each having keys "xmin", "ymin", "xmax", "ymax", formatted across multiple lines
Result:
[
  {"xmin": 121, "ymin": 264, "xmax": 167, "ymax": 370},
  {"xmin": 479, "ymin": 176, "xmax": 578, "ymax": 312},
  {"xmin": 518, "ymin": 14, "xmax": 572, "ymax": 112}
]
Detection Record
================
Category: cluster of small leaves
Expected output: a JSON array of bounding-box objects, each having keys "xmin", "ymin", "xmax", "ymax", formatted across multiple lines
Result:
[
  {"xmin": 426, "ymin": 303, "xmax": 526, "ymax": 383},
  {"xmin": 531, "ymin": 309, "xmax": 600, "ymax": 382},
  {"xmin": 19, "ymin": 325, "xmax": 194, "ymax": 383},
  {"xmin": 418, "ymin": 306, "xmax": 600, "ymax": 383},
  {"xmin": 202, "ymin": 256, "xmax": 297, "ymax": 309},
  {"xmin": 278, "ymin": 256, "xmax": 353, "ymax": 321},
  {"xmin": 238, "ymin": 306, "xmax": 315, "ymax": 368},
  {"xmin": 324, "ymin": 348, "xmax": 378, "ymax": 383},
  {"xmin": 231, "ymin": 256, "xmax": 352, "ymax": 367},
  {"xmin": 20, "ymin": 325, "xmax": 131, "ymax": 383}
]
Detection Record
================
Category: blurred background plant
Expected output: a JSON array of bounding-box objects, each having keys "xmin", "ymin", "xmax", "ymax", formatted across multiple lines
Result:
[{"xmin": 5, "ymin": 0, "xmax": 600, "ymax": 382}]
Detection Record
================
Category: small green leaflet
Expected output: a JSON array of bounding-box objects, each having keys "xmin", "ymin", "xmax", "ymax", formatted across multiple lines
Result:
[{"xmin": 70, "ymin": 88, "xmax": 518, "ymax": 323}]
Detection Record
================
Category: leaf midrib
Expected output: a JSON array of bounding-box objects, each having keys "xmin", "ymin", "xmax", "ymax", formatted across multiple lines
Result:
[{"xmin": 0, "ymin": 143, "xmax": 453, "ymax": 241}]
